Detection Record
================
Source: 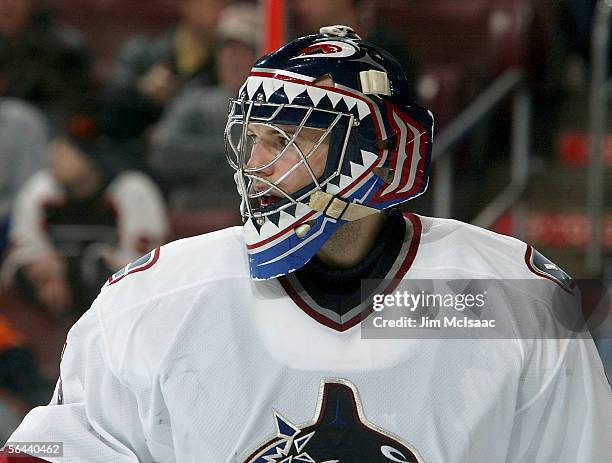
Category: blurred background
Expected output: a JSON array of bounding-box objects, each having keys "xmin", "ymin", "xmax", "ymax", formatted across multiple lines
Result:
[{"xmin": 0, "ymin": 0, "xmax": 610, "ymax": 441}]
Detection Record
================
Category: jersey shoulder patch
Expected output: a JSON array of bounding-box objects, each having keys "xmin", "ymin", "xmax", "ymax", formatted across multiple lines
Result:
[
  {"xmin": 524, "ymin": 245, "xmax": 575, "ymax": 294},
  {"xmin": 105, "ymin": 247, "xmax": 160, "ymax": 286}
]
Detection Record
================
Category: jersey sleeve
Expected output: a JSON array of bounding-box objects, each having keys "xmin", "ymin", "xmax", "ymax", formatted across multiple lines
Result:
[
  {"xmin": 3, "ymin": 301, "xmax": 154, "ymax": 463},
  {"xmin": 506, "ymin": 335, "xmax": 612, "ymax": 462},
  {"xmin": 505, "ymin": 248, "xmax": 612, "ymax": 462}
]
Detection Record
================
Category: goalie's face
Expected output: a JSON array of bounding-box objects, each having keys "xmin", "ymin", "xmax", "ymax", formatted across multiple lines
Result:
[
  {"xmin": 227, "ymin": 109, "xmax": 339, "ymax": 220},
  {"xmin": 245, "ymin": 123, "xmax": 330, "ymax": 208}
]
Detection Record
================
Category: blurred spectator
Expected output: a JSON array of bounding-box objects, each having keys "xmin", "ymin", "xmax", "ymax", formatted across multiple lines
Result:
[
  {"xmin": 100, "ymin": 0, "xmax": 230, "ymax": 141},
  {"xmin": 149, "ymin": 2, "xmax": 259, "ymax": 209},
  {"xmin": 0, "ymin": 0, "xmax": 92, "ymax": 123},
  {"xmin": 291, "ymin": 0, "xmax": 417, "ymax": 99},
  {"xmin": 0, "ymin": 315, "xmax": 52, "ymax": 408},
  {"xmin": 0, "ymin": 99, "xmax": 48, "ymax": 259},
  {"xmin": 1, "ymin": 125, "xmax": 169, "ymax": 317}
]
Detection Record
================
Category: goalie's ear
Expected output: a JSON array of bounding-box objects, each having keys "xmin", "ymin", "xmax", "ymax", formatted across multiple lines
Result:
[{"xmin": 313, "ymin": 74, "xmax": 335, "ymax": 87}]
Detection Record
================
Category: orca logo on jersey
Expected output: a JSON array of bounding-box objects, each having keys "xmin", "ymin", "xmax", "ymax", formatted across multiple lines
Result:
[{"xmin": 243, "ymin": 379, "xmax": 423, "ymax": 462}]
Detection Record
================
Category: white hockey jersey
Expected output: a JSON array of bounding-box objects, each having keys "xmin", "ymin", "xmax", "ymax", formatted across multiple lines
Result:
[{"xmin": 5, "ymin": 214, "xmax": 611, "ymax": 462}]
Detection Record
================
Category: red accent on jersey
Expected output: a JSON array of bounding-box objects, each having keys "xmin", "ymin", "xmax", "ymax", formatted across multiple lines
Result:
[
  {"xmin": 0, "ymin": 450, "xmax": 50, "ymax": 463},
  {"xmin": 106, "ymin": 247, "xmax": 161, "ymax": 285}
]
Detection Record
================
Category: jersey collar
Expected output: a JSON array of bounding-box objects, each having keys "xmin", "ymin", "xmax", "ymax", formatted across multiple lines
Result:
[{"xmin": 279, "ymin": 213, "xmax": 422, "ymax": 331}]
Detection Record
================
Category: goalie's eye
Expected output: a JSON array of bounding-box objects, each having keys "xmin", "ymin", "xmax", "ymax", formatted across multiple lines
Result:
[
  {"xmin": 246, "ymin": 132, "xmax": 258, "ymax": 145},
  {"xmin": 276, "ymin": 134, "xmax": 290, "ymax": 149}
]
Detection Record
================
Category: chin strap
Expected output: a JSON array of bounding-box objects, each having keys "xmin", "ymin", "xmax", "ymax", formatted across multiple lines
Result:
[{"xmin": 309, "ymin": 191, "xmax": 379, "ymax": 221}]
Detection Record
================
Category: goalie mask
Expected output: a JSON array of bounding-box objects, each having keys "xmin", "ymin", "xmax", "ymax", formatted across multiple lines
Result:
[{"xmin": 225, "ymin": 26, "xmax": 434, "ymax": 280}]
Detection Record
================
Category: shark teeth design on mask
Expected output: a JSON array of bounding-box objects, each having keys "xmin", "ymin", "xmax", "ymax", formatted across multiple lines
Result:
[
  {"xmin": 306, "ymin": 86, "xmax": 327, "ymax": 106},
  {"xmin": 267, "ymin": 211, "xmax": 282, "ymax": 226},
  {"xmin": 263, "ymin": 79, "xmax": 284, "ymax": 100},
  {"xmin": 342, "ymin": 95, "xmax": 358, "ymax": 111},
  {"xmin": 244, "ymin": 75, "xmax": 372, "ymax": 121},
  {"xmin": 327, "ymin": 91, "xmax": 343, "ymax": 108},
  {"xmin": 238, "ymin": 80, "xmax": 248, "ymax": 98},
  {"xmin": 338, "ymin": 173, "xmax": 353, "ymax": 190},
  {"xmin": 245, "ymin": 216, "xmax": 263, "ymax": 235},
  {"xmin": 279, "ymin": 209, "xmax": 298, "ymax": 227},
  {"xmin": 340, "ymin": 158, "xmax": 354, "ymax": 176},
  {"xmin": 361, "ymin": 149, "xmax": 379, "ymax": 167},
  {"xmin": 295, "ymin": 201, "xmax": 312, "ymax": 218},
  {"xmin": 327, "ymin": 175, "xmax": 342, "ymax": 188},
  {"xmin": 242, "ymin": 204, "xmax": 311, "ymax": 241},
  {"xmin": 352, "ymin": 148, "xmax": 364, "ymax": 166},
  {"xmin": 284, "ymin": 203, "xmax": 298, "ymax": 217},
  {"xmin": 257, "ymin": 207, "xmax": 304, "ymax": 234},
  {"xmin": 261, "ymin": 216, "xmax": 281, "ymax": 235},
  {"xmin": 247, "ymin": 77, "xmax": 263, "ymax": 100},
  {"xmin": 323, "ymin": 149, "xmax": 379, "ymax": 196},
  {"xmin": 324, "ymin": 180, "xmax": 342, "ymax": 196},
  {"xmin": 349, "ymin": 160, "xmax": 368, "ymax": 178},
  {"xmin": 283, "ymin": 81, "xmax": 306, "ymax": 103},
  {"xmin": 356, "ymin": 99, "xmax": 370, "ymax": 120}
]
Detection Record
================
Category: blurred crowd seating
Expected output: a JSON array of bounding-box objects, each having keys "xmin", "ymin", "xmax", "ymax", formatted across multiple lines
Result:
[
  {"xmin": 45, "ymin": 0, "xmax": 178, "ymax": 82},
  {"xmin": 375, "ymin": 0, "xmax": 532, "ymax": 126},
  {"xmin": 43, "ymin": 0, "xmax": 537, "ymax": 128}
]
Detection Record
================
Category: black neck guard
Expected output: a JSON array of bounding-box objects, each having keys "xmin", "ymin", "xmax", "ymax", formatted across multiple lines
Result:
[{"xmin": 293, "ymin": 207, "xmax": 406, "ymax": 317}]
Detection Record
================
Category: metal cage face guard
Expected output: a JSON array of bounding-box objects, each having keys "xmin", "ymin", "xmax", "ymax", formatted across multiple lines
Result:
[
  {"xmin": 226, "ymin": 27, "xmax": 434, "ymax": 280},
  {"xmin": 225, "ymin": 99, "xmax": 355, "ymax": 220}
]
